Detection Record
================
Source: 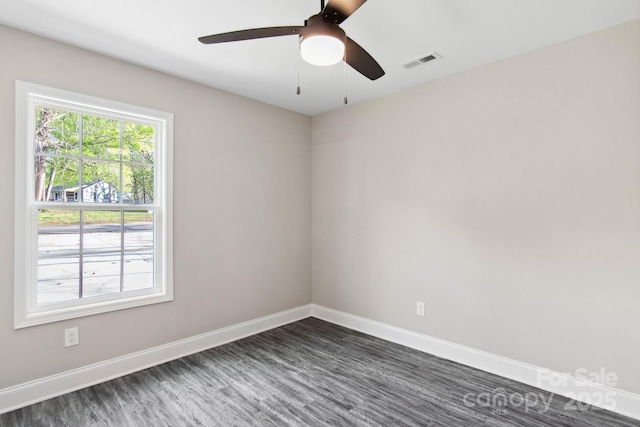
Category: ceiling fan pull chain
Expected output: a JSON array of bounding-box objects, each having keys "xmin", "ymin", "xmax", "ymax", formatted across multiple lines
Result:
[
  {"xmin": 343, "ymin": 36, "xmax": 348, "ymax": 105},
  {"xmin": 297, "ymin": 40, "xmax": 302, "ymax": 95}
]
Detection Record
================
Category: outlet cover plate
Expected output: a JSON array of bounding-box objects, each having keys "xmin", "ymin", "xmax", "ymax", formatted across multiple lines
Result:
[
  {"xmin": 65, "ymin": 327, "xmax": 79, "ymax": 347},
  {"xmin": 416, "ymin": 301, "xmax": 426, "ymax": 317}
]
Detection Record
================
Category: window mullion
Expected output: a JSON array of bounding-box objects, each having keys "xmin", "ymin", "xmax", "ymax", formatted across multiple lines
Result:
[
  {"xmin": 78, "ymin": 113, "xmax": 84, "ymax": 299},
  {"xmin": 119, "ymin": 122, "xmax": 125, "ymax": 293},
  {"xmin": 79, "ymin": 210, "xmax": 84, "ymax": 299}
]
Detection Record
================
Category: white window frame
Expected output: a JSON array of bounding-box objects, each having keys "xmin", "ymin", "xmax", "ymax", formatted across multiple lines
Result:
[{"xmin": 14, "ymin": 81, "xmax": 173, "ymax": 329}]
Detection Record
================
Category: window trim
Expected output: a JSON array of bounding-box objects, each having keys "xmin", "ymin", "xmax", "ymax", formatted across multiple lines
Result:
[{"xmin": 14, "ymin": 81, "xmax": 174, "ymax": 329}]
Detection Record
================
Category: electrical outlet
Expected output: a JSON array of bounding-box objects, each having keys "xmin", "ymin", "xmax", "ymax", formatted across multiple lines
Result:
[
  {"xmin": 416, "ymin": 301, "xmax": 426, "ymax": 317},
  {"xmin": 65, "ymin": 327, "xmax": 79, "ymax": 347}
]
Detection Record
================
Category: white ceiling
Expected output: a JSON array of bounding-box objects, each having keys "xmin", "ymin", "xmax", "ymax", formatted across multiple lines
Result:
[{"xmin": 1, "ymin": 0, "xmax": 639, "ymax": 116}]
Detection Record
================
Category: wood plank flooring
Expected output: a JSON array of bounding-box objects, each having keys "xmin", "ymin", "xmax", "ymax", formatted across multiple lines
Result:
[{"xmin": 1, "ymin": 318, "xmax": 638, "ymax": 426}]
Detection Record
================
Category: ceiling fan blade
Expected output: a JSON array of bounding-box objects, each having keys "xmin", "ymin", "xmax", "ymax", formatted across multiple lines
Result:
[
  {"xmin": 199, "ymin": 26, "xmax": 303, "ymax": 44},
  {"xmin": 345, "ymin": 37, "xmax": 384, "ymax": 80},
  {"xmin": 322, "ymin": 0, "xmax": 368, "ymax": 24}
]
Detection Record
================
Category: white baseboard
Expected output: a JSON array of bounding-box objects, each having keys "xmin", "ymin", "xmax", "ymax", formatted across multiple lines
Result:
[
  {"xmin": 310, "ymin": 304, "xmax": 640, "ymax": 421},
  {"xmin": 3, "ymin": 303, "xmax": 638, "ymax": 421},
  {"xmin": 0, "ymin": 304, "xmax": 312, "ymax": 415}
]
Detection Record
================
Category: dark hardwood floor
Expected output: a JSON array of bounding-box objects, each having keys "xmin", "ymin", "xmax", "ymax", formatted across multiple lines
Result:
[{"xmin": 1, "ymin": 318, "xmax": 638, "ymax": 426}]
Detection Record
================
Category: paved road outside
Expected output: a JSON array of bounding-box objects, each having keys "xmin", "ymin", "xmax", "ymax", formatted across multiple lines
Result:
[{"xmin": 39, "ymin": 223, "xmax": 153, "ymax": 234}]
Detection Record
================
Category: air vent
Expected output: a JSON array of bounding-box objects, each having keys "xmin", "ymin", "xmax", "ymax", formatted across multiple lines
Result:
[{"xmin": 403, "ymin": 52, "xmax": 442, "ymax": 69}]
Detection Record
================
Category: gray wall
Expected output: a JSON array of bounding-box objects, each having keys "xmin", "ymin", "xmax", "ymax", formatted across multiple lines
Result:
[
  {"xmin": 0, "ymin": 24, "xmax": 311, "ymax": 389},
  {"xmin": 312, "ymin": 20, "xmax": 640, "ymax": 394}
]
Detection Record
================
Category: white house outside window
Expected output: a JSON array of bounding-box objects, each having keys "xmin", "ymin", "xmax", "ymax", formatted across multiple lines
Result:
[{"xmin": 14, "ymin": 81, "xmax": 173, "ymax": 328}]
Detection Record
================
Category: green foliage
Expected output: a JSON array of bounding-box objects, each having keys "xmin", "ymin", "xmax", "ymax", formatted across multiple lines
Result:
[{"xmin": 35, "ymin": 106, "xmax": 155, "ymax": 203}]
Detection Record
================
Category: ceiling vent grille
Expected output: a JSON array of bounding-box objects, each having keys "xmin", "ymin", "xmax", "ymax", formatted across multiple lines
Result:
[{"xmin": 403, "ymin": 52, "xmax": 442, "ymax": 69}]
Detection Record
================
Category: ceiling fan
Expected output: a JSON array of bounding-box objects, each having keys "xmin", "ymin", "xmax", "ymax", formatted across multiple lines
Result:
[{"xmin": 198, "ymin": 0, "xmax": 385, "ymax": 81}]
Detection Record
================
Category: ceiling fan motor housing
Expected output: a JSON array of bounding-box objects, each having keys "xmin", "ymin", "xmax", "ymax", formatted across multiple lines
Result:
[{"xmin": 301, "ymin": 14, "xmax": 346, "ymax": 43}]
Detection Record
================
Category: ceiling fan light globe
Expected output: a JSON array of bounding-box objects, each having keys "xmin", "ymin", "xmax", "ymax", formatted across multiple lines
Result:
[{"xmin": 300, "ymin": 35, "xmax": 345, "ymax": 66}]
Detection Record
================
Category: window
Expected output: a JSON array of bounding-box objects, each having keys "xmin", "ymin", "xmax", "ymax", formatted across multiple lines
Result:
[{"xmin": 14, "ymin": 81, "xmax": 173, "ymax": 328}]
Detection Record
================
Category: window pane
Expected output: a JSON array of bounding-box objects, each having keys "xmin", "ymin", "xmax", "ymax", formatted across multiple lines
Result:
[
  {"xmin": 82, "ymin": 115, "xmax": 121, "ymax": 160},
  {"xmin": 83, "ymin": 210, "xmax": 122, "ymax": 251},
  {"xmin": 123, "ymin": 164, "xmax": 154, "ymax": 203},
  {"xmin": 83, "ymin": 252, "xmax": 122, "ymax": 298},
  {"xmin": 34, "ymin": 157, "xmax": 79, "ymax": 202},
  {"xmin": 123, "ymin": 211, "xmax": 154, "ymax": 292},
  {"xmin": 34, "ymin": 107, "xmax": 80, "ymax": 156},
  {"xmin": 82, "ymin": 160, "xmax": 120, "ymax": 203},
  {"xmin": 37, "ymin": 209, "xmax": 80, "ymax": 304},
  {"xmin": 123, "ymin": 122, "xmax": 154, "ymax": 164},
  {"xmin": 82, "ymin": 210, "xmax": 122, "ymax": 298}
]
